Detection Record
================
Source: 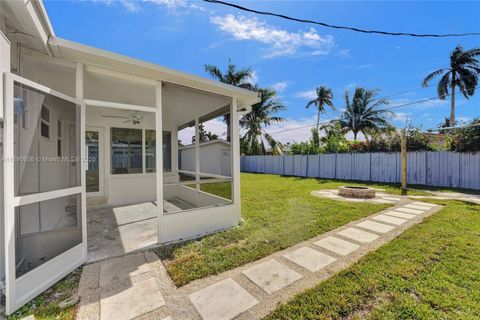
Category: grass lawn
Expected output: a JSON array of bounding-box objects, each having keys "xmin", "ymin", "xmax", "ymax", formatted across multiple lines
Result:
[
  {"xmin": 6, "ymin": 267, "xmax": 81, "ymax": 320},
  {"xmin": 158, "ymin": 173, "xmax": 429, "ymax": 286},
  {"xmin": 265, "ymin": 199, "xmax": 480, "ymax": 320}
]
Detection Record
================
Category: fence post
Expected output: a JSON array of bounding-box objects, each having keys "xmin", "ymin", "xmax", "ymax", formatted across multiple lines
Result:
[{"xmin": 401, "ymin": 129, "xmax": 407, "ymax": 192}]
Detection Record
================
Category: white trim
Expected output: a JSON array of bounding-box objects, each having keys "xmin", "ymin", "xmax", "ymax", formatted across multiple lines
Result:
[
  {"xmin": 155, "ymin": 81, "xmax": 164, "ymax": 243},
  {"xmin": 84, "ymin": 99, "xmax": 155, "ymax": 113},
  {"xmin": 177, "ymin": 170, "xmax": 231, "ymax": 180},
  {"xmin": 194, "ymin": 118, "xmax": 200, "ymax": 191},
  {"xmin": 50, "ymin": 37, "xmax": 261, "ymax": 106},
  {"xmin": 4, "ymin": 71, "xmax": 16, "ymax": 314},
  {"xmin": 12, "ymin": 187, "xmax": 82, "ymax": 207},
  {"xmin": 231, "ymin": 98, "xmax": 241, "ymax": 221},
  {"xmin": 85, "ymin": 127, "xmax": 105, "ymax": 197},
  {"xmin": 6, "ymin": 73, "xmax": 81, "ymax": 105}
]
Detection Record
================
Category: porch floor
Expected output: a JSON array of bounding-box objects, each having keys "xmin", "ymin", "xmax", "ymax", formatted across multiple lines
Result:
[{"xmin": 87, "ymin": 199, "xmax": 194, "ymax": 263}]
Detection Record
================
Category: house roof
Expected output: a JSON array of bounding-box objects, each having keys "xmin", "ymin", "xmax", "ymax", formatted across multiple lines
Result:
[{"xmin": 48, "ymin": 37, "xmax": 261, "ymax": 107}]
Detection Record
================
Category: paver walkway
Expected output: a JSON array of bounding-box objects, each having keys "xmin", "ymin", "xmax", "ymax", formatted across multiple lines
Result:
[{"xmin": 77, "ymin": 200, "xmax": 443, "ymax": 320}]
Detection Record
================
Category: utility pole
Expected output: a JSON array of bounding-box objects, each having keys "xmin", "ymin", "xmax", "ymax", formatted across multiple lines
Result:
[{"xmin": 401, "ymin": 128, "xmax": 407, "ymax": 194}]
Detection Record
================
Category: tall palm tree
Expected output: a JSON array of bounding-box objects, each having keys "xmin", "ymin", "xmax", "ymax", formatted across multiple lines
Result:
[
  {"xmin": 204, "ymin": 60, "xmax": 253, "ymax": 141},
  {"xmin": 422, "ymin": 45, "xmax": 480, "ymax": 125},
  {"xmin": 240, "ymin": 87, "xmax": 286, "ymax": 155},
  {"xmin": 339, "ymin": 87, "xmax": 392, "ymax": 140},
  {"xmin": 305, "ymin": 86, "xmax": 335, "ymax": 131}
]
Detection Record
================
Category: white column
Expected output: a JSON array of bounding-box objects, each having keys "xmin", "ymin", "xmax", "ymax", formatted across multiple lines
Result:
[
  {"xmin": 195, "ymin": 118, "xmax": 200, "ymax": 191},
  {"xmin": 155, "ymin": 81, "xmax": 164, "ymax": 243},
  {"xmin": 230, "ymin": 98, "xmax": 241, "ymax": 221},
  {"xmin": 0, "ymin": 30, "xmax": 11, "ymax": 284},
  {"xmin": 75, "ymin": 62, "xmax": 87, "ymax": 260}
]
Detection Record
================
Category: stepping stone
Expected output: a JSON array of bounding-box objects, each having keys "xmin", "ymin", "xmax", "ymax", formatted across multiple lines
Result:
[
  {"xmin": 371, "ymin": 199, "xmax": 394, "ymax": 204},
  {"xmin": 314, "ymin": 236, "xmax": 360, "ymax": 256},
  {"xmin": 344, "ymin": 198, "xmax": 365, "ymax": 202},
  {"xmin": 356, "ymin": 220, "xmax": 395, "ymax": 233},
  {"xmin": 316, "ymin": 191, "xmax": 335, "ymax": 195},
  {"xmin": 381, "ymin": 196, "xmax": 402, "ymax": 201},
  {"xmin": 395, "ymin": 207, "xmax": 424, "ymax": 215},
  {"xmin": 99, "ymin": 253, "xmax": 152, "ymax": 287},
  {"xmin": 242, "ymin": 259, "xmax": 303, "ymax": 294},
  {"xmin": 412, "ymin": 201, "xmax": 435, "ymax": 207},
  {"xmin": 372, "ymin": 214, "xmax": 407, "ymax": 225},
  {"xmin": 337, "ymin": 228, "xmax": 379, "ymax": 243},
  {"xmin": 324, "ymin": 194, "xmax": 341, "ymax": 199},
  {"xmin": 189, "ymin": 278, "xmax": 258, "ymax": 320},
  {"xmin": 283, "ymin": 247, "xmax": 336, "ymax": 272},
  {"xmin": 383, "ymin": 210, "xmax": 416, "ymax": 219},
  {"xmin": 404, "ymin": 204, "xmax": 432, "ymax": 211},
  {"xmin": 100, "ymin": 278, "xmax": 165, "ymax": 320}
]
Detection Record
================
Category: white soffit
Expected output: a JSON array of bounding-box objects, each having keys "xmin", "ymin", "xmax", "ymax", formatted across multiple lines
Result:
[{"xmin": 48, "ymin": 37, "xmax": 261, "ymax": 107}]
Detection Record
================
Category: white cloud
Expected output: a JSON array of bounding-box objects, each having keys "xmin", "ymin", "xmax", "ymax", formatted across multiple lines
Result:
[
  {"xmin": 245, "ymin": 70, "xmax": 258, "ymax": 85},
  {"xmin": 210, "ymin": 14, "xmax": 334, "ymax": 58},
  {"xmin": 270, "ymin": 81, "xmax": 288, "ymax": 93},
  {"xmin": 95, "ymin": 0, "xmax": 204, "ymax": 13},
  {"xmin": 295, "ymin": 89, "xmax": 317, "ymax": 99}
]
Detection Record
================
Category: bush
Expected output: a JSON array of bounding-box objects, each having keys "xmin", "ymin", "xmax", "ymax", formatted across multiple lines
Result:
[{"xmin": 445, "ymin": 118, "xmax": 480, "ymax": 152}]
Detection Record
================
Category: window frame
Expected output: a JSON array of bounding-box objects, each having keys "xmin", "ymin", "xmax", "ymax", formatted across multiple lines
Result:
[
  {"xmin": 110, "ymin": 127, "xmax": 172, "ymax": 175},
  {"xmin": 40, "ymin": 105, "xmax": 50, "ymax": 140},
  {"xmin": 57, "ymin": 119, "xmax": 63, "ymax": 157}
]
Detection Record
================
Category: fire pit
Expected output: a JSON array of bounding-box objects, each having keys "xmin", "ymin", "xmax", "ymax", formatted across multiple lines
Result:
[{"xmin": 338, "ymin": 186, "xmax": 376, "ymax": 199}]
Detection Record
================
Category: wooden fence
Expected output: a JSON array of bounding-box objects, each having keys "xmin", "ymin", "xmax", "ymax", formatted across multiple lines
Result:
[{"xmin": 240, "ymin": 152, "xmax": 480, "ymax": 190}]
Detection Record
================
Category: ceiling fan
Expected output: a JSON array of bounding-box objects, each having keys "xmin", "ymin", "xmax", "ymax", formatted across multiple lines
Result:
[{"xmin": 101, "ymin": 111, "xmax": 144, "ymax": 125}]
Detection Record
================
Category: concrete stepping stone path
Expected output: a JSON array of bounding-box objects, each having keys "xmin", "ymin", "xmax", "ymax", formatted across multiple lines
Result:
[
  {"xmin": 283, "ymin": 247, "xmax": 336, "ymax": 272},
  {"xmin": 242, "ymin": 259, "xmax": 303, "ymax": 295},
  {"xmin": 314, "ymin": 236, "xmax": 360, "ymax": 256},
  {"xmin": 373, "ymin": 214, "xmax": 408, "ymax": 225},
  {"xmin": 189, "ymin": 278, "xmax": 259, "ymax": 320},
  {"xmin": 356, "ymin": 220, "xmax": 395, "ymax": 234},
  {"xmin": 383, "ymin": 210, "xmax": 416, "ymax": 219},
  {"xmin": 394, "ymin": 207, "xmax": 424, "ymax": 215},
  {"xmin": 77, "ymin": 200, "xmax": 442, "ymax": 320},
  {"xmin": 337, "ymin": 227, "xmax": 379, "ymax": 243}
]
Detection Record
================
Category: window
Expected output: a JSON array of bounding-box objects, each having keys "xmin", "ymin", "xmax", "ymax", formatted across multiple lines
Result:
[
  {"xmin": 57, "ymin": 120, "xmax": 62, "ymax": 157},
  {"xmin": 40, "ymin": 105, "xmax": 50, "ymax": 139},
  {"xmin": 111, "ymin": 128, "xmax": 142, "ymax": 174},
  {"xmin": 145, "ymin": 130, "xmax": 171, "ymax": 173}
]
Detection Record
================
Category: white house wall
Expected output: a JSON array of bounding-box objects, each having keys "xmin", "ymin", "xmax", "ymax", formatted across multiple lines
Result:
[{"xmin": 179, "ymin": 141, "xmax": 231, "ymax": 176}]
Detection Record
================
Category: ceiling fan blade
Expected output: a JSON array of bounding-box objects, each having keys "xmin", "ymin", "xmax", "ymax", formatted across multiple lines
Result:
[{"xmin": 101, "ymin": 115, "xmax": 129, "ymax": 119}]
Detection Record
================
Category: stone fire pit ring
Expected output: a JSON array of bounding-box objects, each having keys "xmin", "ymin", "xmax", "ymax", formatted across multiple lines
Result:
[{"xmin": 338, "ymin": 186, "xmax": 376, "ymax": 199}]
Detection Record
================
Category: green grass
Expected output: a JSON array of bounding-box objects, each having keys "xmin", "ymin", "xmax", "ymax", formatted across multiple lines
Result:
[
  {"xmin": 265, "ymin": 199, "xmax": 480, "ymax": 320},
  {"xmin": 158, "ymin": 173, "xmax": 429, "ymax": 286},
  {"xmin": 6, "ymin": 267, "xmax": 82, "ymax": 320}
]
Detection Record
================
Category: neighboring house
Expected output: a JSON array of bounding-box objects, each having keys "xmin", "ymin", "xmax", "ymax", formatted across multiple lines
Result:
[
  {"xmin": 0, "ymin": 0, "xmax": 260, "ymax": 314},
  {"xmin": 179, "ymin": 140, "xmax": 231, "ymax": 177}
]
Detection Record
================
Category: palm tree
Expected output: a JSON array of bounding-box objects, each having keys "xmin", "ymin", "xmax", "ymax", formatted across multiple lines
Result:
[
  {"xmin": 338, "ymin": 87, "xmax": 392, "ymax": 140},
  {"xmin": 422, "ymin": 45, "xmax": 480, "ymax": 125},
  {"xmin": 240, "ymin": 87, "xmax": 286, "ymax": 155},
  {"xmin": 305, "ymin": 86, "xmax": 335, "ymax": 131},
  {"xmin": 204, "ymin": 60, "xmax": 253, "ymax": 141}
]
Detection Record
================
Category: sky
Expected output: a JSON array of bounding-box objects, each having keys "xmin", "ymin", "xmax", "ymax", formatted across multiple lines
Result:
[{"xmin": 44, "ymin": 0, "xmax": 480, "ymax": 143}]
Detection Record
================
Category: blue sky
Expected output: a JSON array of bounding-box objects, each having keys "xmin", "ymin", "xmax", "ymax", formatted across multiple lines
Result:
[{"xmin": 45, "ymin": 0, "xmax": 480, "ymax": 142}]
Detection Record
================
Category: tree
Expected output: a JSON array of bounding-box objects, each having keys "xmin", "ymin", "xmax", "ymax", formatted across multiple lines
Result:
[
  {"xmin": 305, "ymin": 86, "xmax": 335, "ymax": 131},
  {"xmin": 338, "ymin": 87, "xmax": 392, "ymax": 140},
  {"xmin": 446, "ymin": 118, "xmax": 480, "ymax": 152},
  {"xmin": 422, "ymin": 45, "xmax": 480, "ymax": 125},
  {"xmin": 240, "ymin": 87, "xmax": 285, "ymax": 155},
  {"xmin": 204, "ymin": 60, "xmax": 253, "ymax": 141}
]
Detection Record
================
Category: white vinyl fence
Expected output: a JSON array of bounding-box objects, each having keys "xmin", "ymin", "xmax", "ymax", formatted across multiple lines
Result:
[{"xmin": 241, "ymin": 152, "xmax": 480, "ymax": 190}]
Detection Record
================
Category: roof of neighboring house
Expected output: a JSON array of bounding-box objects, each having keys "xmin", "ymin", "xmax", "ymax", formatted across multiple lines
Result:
[{"xmin": 179, "ymin": 139, "xmax": 231, "ymax": 150}]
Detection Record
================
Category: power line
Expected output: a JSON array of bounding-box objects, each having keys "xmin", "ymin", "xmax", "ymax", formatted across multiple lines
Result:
[{"xmin": 203, "ymin": 0, "xmax": 480, "ymax": 38}]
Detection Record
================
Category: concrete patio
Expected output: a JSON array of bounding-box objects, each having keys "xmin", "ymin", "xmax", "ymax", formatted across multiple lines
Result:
[{"xmin": 87, "ymin": 199, "xmax": 196, "ymax": 262}]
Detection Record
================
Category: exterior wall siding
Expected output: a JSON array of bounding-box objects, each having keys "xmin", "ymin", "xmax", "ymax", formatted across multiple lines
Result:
[{"xmin": 241, "ymin": 152, "xmax": 480, "ymax": 190}]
